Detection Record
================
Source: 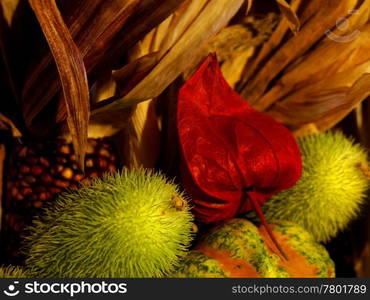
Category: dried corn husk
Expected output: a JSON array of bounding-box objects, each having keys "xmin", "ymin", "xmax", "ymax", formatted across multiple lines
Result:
[
  {"xmin": 193, "ymin": 13, "xmax": 278, "ymax": 88},
  {"xmin": 234, "ymin": 0, "xmax": 370, "ymax": 135},
  {"xmin": 29, "ymin": 0, "xmax": 90, "ymax": 169},
  {"xmin": 92, "ymin": 0, "xmax": 245, "ymax": 116},
  {"xmin": 0, "ymin": 0, "xmax": 20, "ymax": 26}
]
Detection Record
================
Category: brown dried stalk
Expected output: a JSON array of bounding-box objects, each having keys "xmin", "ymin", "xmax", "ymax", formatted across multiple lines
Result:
[
  {"xmin": 29, "ymin": 0, "xmax": 90, "ymax": 170},
  {"xmin": 194, "ymin": 13, "xmax": 278, "ymax": 88},
  {"xmin": 0, "ymin": 113, "xmax": 22, "ymax": 138},
  {"xmin": 112, "ymin": 1, "xmax": 210, "ymax": 168},
  {"xmin": 111, "ymin": 0, "xmax": 210, "ymax": 99}
]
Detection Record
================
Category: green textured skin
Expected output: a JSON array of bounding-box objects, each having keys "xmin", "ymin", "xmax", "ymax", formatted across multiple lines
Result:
[
  {"xmin": 0, "ymin": 266, "xmax": 27, "ymax": 278},
  {"xmin": 24, "ymin": 169, "xmax": 194, "ymax": 278},
  {"xmin": 171, "ymin": 219, "xmax": 335, "ymax": 278},
  {"xmin": 270, "ymin": 220, "xmax": 335, "ymax": 277},
  {"xmin": 200, "ymin": 219, "xmax": 287, "ymax": 277},
  {"xmin": 172, "ymin": 252, "xmax": 227, "ymax": 278},
  {"xmin": 259, "ymin": 131, "xmax": 369, "ymax": 242}
]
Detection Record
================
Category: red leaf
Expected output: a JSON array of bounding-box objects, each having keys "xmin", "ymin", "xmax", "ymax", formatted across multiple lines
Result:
[{"xmin": 178, "ymin": 54, "xmax": 302, "ymax": 224}]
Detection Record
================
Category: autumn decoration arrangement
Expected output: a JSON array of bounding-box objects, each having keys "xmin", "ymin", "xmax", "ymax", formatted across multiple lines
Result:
[{"xmin": 1, "ymin": 0, "xmax": 370, "ymax": 278}]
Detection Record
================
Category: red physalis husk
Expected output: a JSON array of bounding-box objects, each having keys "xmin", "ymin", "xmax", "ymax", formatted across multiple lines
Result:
[{"xmin": 177, "ymin": 53, "xmax": 302, "ymax": 259}]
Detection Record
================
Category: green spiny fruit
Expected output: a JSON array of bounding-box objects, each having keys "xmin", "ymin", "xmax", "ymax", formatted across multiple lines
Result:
[
  {"xmin": 2, "ymin": 137, "xmax": 117, "ymax": 265},
  {"xmin": 250, "ymin": 131, "xmax": 369, "ymax": 243},
  {"xmin": 0, "ymin": 266, "xmax": 27, "ymax": 278},
  {"xmin": 23, "ymin": 169, "xmax": 194, "ymax": 278}
]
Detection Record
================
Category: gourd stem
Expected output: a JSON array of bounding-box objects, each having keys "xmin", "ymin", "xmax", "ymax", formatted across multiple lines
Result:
[{"xmin": 249, "ymin": 195, "xmax": 288, "ymax": 261}]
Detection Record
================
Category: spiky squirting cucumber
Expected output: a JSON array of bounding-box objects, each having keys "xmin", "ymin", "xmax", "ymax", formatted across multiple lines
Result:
[
  {"xmin": 24, "ymin": 169, "xmax": 194, "ymax": 278},
  {"xmin": 256, "ymin": 131, "xmax": 369, "ymax": 242}
]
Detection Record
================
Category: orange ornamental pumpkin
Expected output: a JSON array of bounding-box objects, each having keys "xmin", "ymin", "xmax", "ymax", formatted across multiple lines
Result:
[{"xmin": 171, "ymin": 218, "xmax": 335, "ymax": 278}]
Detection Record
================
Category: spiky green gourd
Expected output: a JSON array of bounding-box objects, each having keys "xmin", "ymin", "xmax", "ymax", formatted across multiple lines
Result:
[
  {"xmin": 24, "ymin": 169, "xmax": 194, "ymax": 278},
  {"xmin": 0, "ymin": 266, "xmax": 27, "ymax": 278},
  {"xmin": 252, "ymin": 131, "xmax": 369, "ymax": 243}
]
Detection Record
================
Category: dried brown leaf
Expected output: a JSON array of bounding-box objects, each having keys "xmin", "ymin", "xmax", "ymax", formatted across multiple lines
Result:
[
  {"xmin": 23, "ymin": 0, "xmax": 141, "ymax": 129},
  {"xmin": 241, "ymin": 0, "xmax": 359, "ymax": 104},
  {"xmin": 275, "ymin": 0, "xmax": 300, "ymax": 34},
  {"xmin": 122, "ymin": 101, "xmax": 161, "ymax": 168},
  {"xmin": 200, "ymin": 14, "xmax": 278, "ymax": 88},
  {"xmin": 246, "ymin": 0, "xmax": 253, "ymax": 14},
  {"xmin": 93, "ymin": 0, "xmax": 186, "ymax": 79},
  {"xmin": 266, "ymin": 61, "xmax": 370, "ymax": 132},
  {"xmin": 316, "ymin": 73, "xmax": 370, "ymax": 131},
  {"xmin": 327, "ymin": 0, "xmax": 370, "ymax": 39},
  {"xmin": 23, "ymin": 0, "xmax": 183, "ymax": 133},
  {"xmin": 93, "ymin": 0, "xmax": 244, "ymax": 116},
  {"xmin": 237, "ymin": 0, "xmax": 302, "ymax": 90},
  {"xmin": 0, "ymin": 113, "xmax": 22, "ymax": 138},
  {"xmin": 112, "ymin": 52, "xmax": 158, "ymax": 94},
  {"xmin": 0, "ymin": 0, "xmax": 20, "ymax": 26},
  {"xmin": 112, "ymin": 0, "xmax": 210, "ymax": 97},
  {"xmin": 29, "ymin": 0, "xmax": 89, "ymax": 170},
  {"xmin": 157, "ymin": 0, "xmax": 209, "ymax": 58},
  {"xmin": 255, "ymin": 23, "xmax": 370, "ymax": 111}
]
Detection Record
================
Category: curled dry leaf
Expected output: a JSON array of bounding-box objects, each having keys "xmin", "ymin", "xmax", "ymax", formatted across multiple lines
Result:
[
  {"xmin": 157, "ymin": 0, "xmax": 209, "ymax": 59},
  {"xmin": 234, "ymin": 0, "xmax": 370, "ymax": 135},
  {"xmin": 245, "ymin": 0, "xmax": 253, "ymax": 14},
  {"xmin": 23, "ymin": 0, "xmax": 184, "ymax": 134},
  {"xmin": 29, "ymin": 0, "xmax": 89, "ymax": 170},
  {"xmin": 275, "ymin": 0, "xmax": 300, "ymax": 34},
  {"xmin": 195, "ymin": 13, "xmax": 278, "ymax": 88},
  {"xmin": 0, "ymin": 113, "xmax": 22, "ymax": 138},
  {"xmin": 256, "ymin": 23, "xmax": 370, "ymax": 112},
  {"xmin": 240, "ymin": 0, "xmax": 359, "ymax": 104},
  {"xmin": 237, "ymin": 0, "xmax": 302, "ymax": 91},
  {"xmin": 112, "ymin": 1, "xmax": 212, "ymax": 168},
  {"xmin": 0, "ymin": 0, "xmax": 20, "ymax": 26},
  {"xmin": 24, "ymin": 0, "xmax": 141, "ymax": 129},
  {"xmin": 267, "ymin": 63, "xmax": 370, "ymax": 132},
  {"xmin": 120, "ymin": 101, "xmax": 161, "ymax": 168},
  {"xmin": 92, "ymin": 0, "xmax": 244, "ymax": 116},
  {"xmin": 111, "ymin": 0, "xmax": 210, "ymax": 99}
]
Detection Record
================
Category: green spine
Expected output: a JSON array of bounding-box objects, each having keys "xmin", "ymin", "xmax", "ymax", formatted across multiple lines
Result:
[{"xmin": 0, "ymin": 266, "xmax": 27, "ymax": 278}]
